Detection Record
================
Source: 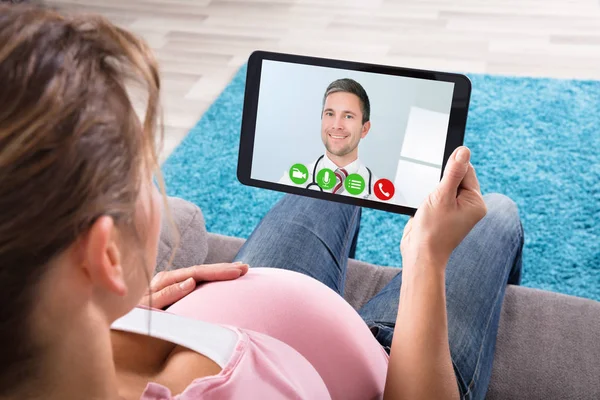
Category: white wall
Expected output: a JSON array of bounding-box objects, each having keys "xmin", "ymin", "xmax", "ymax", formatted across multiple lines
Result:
[
  {"xmin": 401, "ymin": 107, "xmax": 449, "ymax": 165},
  {"xmin": 394, "ymin": 161, "xmax": 442, "ymax": 208}
]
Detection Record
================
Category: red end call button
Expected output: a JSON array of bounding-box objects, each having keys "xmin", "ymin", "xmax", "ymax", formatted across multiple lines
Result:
[{"xmin": 374, "ymin": 179, "xmax": 395, "ymax": 201}]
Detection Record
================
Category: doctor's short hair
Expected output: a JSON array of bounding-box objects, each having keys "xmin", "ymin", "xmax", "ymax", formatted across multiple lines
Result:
[{"xmin": 322, "ymin": 78, "xmax": 371, "ymax": 124}]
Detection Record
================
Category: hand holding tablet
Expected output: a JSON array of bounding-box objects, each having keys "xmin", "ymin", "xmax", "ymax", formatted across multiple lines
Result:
[{"xmin": 237, "ymin": 51, "xmax": 471, "ymax": 216}]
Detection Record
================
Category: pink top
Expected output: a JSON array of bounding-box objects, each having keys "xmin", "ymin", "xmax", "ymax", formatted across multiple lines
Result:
[
  {"xmin": 139, "ymin": 326, "xmax": 330, "ymax": 399},
  {"xmin": 139, "ymin": 268, "xmax": 389, "ymax": 399}
]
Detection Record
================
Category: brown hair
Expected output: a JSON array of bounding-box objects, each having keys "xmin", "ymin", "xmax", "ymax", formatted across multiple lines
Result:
[{"xmin": 0, "ymin": 3, "xmax": 169, "ymax": 394}]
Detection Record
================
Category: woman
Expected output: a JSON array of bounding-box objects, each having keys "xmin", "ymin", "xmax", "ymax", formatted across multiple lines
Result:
[{"xmin": 0, "ymin": 4, "xmax": 523, "ymax": 400}]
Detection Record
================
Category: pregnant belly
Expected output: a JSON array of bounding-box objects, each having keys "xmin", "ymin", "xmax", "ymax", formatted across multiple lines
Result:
[{"xmin": 166, "ymin": 268, "xmax": 388, "ymax": 400}]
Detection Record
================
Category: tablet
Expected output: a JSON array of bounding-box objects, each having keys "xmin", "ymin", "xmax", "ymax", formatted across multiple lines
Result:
[{"xmin": 237, "ymin": 51, "xmax": 471, "ymax": 216}]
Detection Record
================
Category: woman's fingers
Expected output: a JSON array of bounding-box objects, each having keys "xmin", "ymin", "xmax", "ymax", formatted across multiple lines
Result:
[
  {"xmin": 141, "ymin": 263, "xmax": 248, "ymax": 308},
  {"xmin": 144, "ymin": 277, "xmax": 197, "ymax": 310},
  {"xmin": 150, "ymin": 262, "xmax": 249, "ymax": 291},
  {"xmin": 194, "ymin": 263, "xmax": 249, "ymax": 282},
  {"xmin": 459, "ymin": 163, "xmax": 481, "ymax": 194},
  {"xmin": 438, "ymin": 147, "xmax": 471, "ymax": 200},
  {"xmin": 143, "ymin": 263, "xmax": 249, "ymax": 309}
]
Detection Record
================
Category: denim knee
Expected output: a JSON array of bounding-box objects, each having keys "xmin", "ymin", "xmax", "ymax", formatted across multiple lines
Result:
[
  {"xmin": 482, "ymin": 193, "xmax": 523, "ymax": 244},
  {"xmin": 483, "ymin": 193, "xmax": 518, "ymax": 219},
  {"xmin": 482, "ymin": 193, "xmax": 524, "ymax": 284}
]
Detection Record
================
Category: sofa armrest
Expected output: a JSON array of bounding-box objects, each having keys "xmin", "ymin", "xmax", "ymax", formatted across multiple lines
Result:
[{"xmin": 488, "ymin": 285, "xmax": 600, "ymax": 399}]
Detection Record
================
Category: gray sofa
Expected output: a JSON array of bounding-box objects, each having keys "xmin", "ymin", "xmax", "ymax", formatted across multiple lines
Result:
[{"xmin": 158, "ymin": 197, "xmax": 600, "ymax": 400}]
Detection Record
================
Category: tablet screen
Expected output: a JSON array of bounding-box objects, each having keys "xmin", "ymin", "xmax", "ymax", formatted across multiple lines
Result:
[{"xmin": 248, "ymin": 59, "xmax": 458, "ymax": 210}]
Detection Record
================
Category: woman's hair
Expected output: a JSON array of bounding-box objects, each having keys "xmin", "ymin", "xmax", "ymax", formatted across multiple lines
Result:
[{"xmin": 0, "ymin": 3, "xmax": 170, "ymax": 393}]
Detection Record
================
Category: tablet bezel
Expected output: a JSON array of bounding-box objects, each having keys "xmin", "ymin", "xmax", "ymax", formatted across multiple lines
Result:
[{"xmin": 237, "ymin": 50, "xmax": 471, "ymax": 216}]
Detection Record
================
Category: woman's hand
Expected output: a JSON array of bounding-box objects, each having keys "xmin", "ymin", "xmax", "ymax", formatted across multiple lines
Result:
[
  {"xmin": 140, "ymin": 262, "xmax": 249, "ymax": 309},
  {"xmin": 401, "ymin": 146, "xmax": 487, "ymax": 271}
]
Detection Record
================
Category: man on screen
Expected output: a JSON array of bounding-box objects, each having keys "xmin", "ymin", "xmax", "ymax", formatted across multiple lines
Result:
[{"xmin": 279, "ymin": 78, "xmax": 385, "ymax": 200}]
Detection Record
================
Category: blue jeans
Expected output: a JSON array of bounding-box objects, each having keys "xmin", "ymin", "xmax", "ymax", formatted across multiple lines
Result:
[{"xmin": 233, "ymin": 193, "xmax": 523, "ymax": 400}]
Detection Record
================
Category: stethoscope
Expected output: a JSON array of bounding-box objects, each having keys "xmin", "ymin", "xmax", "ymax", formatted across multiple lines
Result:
[{"xmin": 306, "ymin": 155, "xmax": 373, "ymax": 198}]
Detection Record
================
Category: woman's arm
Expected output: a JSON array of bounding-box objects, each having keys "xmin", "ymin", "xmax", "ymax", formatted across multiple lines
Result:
[
  {"xmin": 384, "ymin": 146, "xmax": 487, "ymax": 400},
  {"xmin": 385, "ymin": 261, "xmax": 459, "ymax": 400}
]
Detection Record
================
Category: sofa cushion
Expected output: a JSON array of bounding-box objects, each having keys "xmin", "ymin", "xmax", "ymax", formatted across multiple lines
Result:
[{"xmin": 156, "ymin": 197, "xmax": 209, "ymax": 273}]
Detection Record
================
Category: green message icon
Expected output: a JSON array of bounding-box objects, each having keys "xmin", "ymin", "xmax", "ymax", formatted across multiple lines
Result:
[
  {"xmin": 316, "ymin": 168, "xmax": 336, "ymax": 190},
  {"xmin": 344, "ymin": 173, "xmax": 365, "ymax": 195},
  {"xmin": 289, "ymin": 163, "xmax": 309, "ymax": 185}
]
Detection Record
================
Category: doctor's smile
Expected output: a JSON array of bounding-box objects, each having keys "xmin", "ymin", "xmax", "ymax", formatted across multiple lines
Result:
[{"xmin": 328, "ymin": 133, "xmax": 349, "ymax": 139}]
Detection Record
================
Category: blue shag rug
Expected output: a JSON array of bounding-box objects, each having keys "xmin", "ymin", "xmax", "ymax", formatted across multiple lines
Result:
[{"xmin": 162, "ymin": 65, "xmax": 600, "ymax": 302}]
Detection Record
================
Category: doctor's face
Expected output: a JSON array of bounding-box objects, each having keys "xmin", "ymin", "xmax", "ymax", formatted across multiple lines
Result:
[{"xmin": 321, "ymin": 92, "xmax": 371, "ymax": 158}]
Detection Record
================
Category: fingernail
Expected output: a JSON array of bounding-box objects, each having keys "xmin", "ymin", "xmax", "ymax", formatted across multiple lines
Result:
[
  {"xmin": 180, "ymin": 277, "xmax": 195, "ymax": 290},
  {"xmin": 150, "ymin": 276, "xmax": 160, "ymax": 289},
  {"xmin": 456, "ymin": 147, "xmax": 469, "ymax": 164},
  {"xmin": 233, "ymin": 261, "xmax": 243, "ymax": 264}
]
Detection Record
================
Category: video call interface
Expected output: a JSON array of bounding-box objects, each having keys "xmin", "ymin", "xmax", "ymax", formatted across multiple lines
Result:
[{"xmin": 250, "ymin": 60, "xmax": 456, "ymax": 209}]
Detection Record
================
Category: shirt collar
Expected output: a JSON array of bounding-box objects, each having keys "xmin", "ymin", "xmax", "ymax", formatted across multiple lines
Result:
[{"xmin": 323, "ymin": 154, "xmax": 362, "ymax": 174}]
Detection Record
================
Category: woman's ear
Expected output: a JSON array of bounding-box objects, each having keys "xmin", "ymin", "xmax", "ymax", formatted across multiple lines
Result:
[{"xmin": 80, "ymin": 216, "xmax": 127, "ymax": 296}]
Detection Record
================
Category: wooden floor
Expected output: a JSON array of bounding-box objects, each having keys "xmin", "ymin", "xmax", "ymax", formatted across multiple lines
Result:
[{"xmin": 46, "ymin": 0, "xmax": 600, "ymax": 162}]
